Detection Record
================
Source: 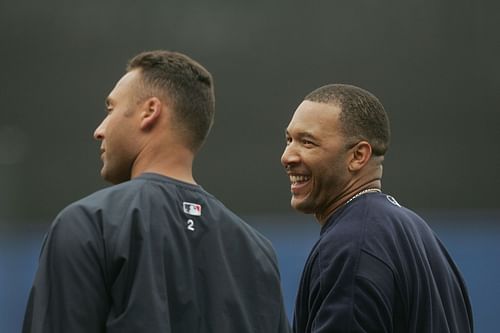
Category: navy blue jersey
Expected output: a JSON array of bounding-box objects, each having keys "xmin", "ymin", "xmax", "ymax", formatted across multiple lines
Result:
[
  {"xmin": 293, "ymin": 192, "xmax": 473, "ymax": 333},
  {"xmin": 24, "ymin": 173, "xmax": 290, "ymax": 333}
]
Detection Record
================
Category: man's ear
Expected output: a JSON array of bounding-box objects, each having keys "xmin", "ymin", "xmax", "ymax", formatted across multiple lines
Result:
[
  {"xmin": 140, "ymin": 97, "xmax": 162, "ymax": 130},
  {"xmin": 348, "ymin": 141, "xmax": 373, "ymax": 171}
]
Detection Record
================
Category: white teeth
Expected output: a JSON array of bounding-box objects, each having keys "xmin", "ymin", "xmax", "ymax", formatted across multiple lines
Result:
[{"xmin": 290, "ymin": 175, "xmax": 310, "ymax": 183}]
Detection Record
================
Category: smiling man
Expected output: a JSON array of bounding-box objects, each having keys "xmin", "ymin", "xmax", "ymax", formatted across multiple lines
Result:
[
  {"xmin": 23, "ymin": 50, "xmax": 290, "ymax": 333},
  {"xmin": 282, "ymin": 84, "xmax": 473, "ymax": 333}
]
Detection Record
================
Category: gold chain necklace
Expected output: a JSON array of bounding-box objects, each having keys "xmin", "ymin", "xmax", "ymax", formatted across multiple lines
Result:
[{"xmin": 344, "ymin": 188, "xmax": 381, "ymax": 206}]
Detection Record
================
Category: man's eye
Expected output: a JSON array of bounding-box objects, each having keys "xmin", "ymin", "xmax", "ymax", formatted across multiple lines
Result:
[
  {"xmin": 285, "ymin": 137, "xmax": 292, "ymax": 145},
  {"xmin": 302, "ymin": 139, "xmax": 314, "ymax": 146}
]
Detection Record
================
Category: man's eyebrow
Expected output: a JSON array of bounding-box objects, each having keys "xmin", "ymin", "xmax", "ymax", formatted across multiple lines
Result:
[
  {"xmin": 295, "ymin": 130, "xmax": 316, "ymax": 139},
  {"xmin": 285, "ymin": 129, "xmax": 319, "ymax": 142}
]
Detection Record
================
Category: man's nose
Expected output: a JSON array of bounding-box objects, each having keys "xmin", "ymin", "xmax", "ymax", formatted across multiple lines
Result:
[
  {"xmin": 93, "ymin": 119, "xmax": 106, "ymax": 140},
  {"xmin": 281, "ymin": 143, "xmax": 300, "ymax": 168}
]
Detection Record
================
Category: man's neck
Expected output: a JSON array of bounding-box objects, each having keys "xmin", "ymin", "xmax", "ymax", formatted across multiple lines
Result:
[
  {"xmin": 131, "ymin": 143, "xmax": 197, "ymax": 184},
  {"xmin": 315, "ymin": 178, "xmax": 382, "ymax": 225}
]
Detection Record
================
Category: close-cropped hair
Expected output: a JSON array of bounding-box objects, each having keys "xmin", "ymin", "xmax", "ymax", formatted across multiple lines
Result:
[
  {"xmin": 127, "ymin": 50, "xmax": 215, "ymax": 152},
  {"xmin": 305, "ymin": 84, "xmax": 390, "ymax": 156}
]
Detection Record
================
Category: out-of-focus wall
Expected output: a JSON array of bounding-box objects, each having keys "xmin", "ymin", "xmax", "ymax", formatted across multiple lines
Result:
[{"xmin": 2, "ymin": 213, "xmax": 499, "ymax": 332}]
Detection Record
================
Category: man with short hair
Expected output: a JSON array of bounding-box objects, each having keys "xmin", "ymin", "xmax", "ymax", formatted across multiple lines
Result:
[
  {"xmin": 23, "ymin": 50, "xmax": 290, "ymax": 333},
  {"xmin": 281, "ymin": 84, "xmax": 473, "ymax": 332}
]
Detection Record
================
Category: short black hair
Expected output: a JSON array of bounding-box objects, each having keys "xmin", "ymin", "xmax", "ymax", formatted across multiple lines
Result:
[
  {"xmin": 127, "ymin": 50, "xmax": 215, "ymax": 152},
  {"xmin": 305, "ymin": 84, "xmax": 390, "ymax": 156}
]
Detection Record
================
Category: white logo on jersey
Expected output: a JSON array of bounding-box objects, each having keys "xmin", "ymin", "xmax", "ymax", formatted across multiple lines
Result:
[
  {"xmin": 183, "ymin": 202, "xmax": 202, "ymax": 216},
  {"xmin": 386, "ymin": 195, "xmax": 401, "ymax": 207}
]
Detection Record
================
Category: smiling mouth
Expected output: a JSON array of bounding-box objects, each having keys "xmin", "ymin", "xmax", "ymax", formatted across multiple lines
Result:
[
  {"xmin": 289, "ymin": 175, "xmax": 311, "ymax": 194},
  {"xmin": 290, "ymin": 175, "xmax": 311, "ymax": 184}
]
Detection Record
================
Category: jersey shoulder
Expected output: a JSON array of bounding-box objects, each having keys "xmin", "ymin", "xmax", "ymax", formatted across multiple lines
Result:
[{"xmin": 317, "ymin": 193, "xmax": 428, "ymax": 265}]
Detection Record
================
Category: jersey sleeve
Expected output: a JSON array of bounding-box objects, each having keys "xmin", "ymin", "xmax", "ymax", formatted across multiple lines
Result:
[
  {"xmin": 23, "ymin": 205, "xmax": 108, "ymax": 333},
  {"xmin": 350, "ymin": 250, "xmax": 396, "ymax": 332},
  {"xmin": 308, "ymin": 246, "xmax": 395, "ymax": 333}
]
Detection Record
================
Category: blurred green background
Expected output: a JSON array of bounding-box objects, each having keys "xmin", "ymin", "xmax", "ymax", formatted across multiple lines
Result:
[{"xmin": 1, "ymin": 1, "xmax": 499, "ymax": 332}]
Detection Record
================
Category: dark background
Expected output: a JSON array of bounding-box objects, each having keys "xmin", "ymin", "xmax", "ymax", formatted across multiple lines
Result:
[
  {"xmin": 1, "ymin": 1, "xmax": 499, "ymax": 221},
  {"xmin": 1, "ymin": 1, "xmax": 499, "ymax": 332}
]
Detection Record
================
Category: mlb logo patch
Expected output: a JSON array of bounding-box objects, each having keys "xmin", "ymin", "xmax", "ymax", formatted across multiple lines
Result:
[{"xmin": 183, "ymin": 202, "xmax": 202, "ymax": 216}]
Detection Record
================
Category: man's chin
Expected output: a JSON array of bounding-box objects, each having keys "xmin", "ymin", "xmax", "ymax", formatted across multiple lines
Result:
[
  {"xmin": 100, "ymin": 167, "xmax": 118, "ymax": 185},
  {"xmin": 291, "ymin": 197, "xmax": 315, "ymax": 214}
]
